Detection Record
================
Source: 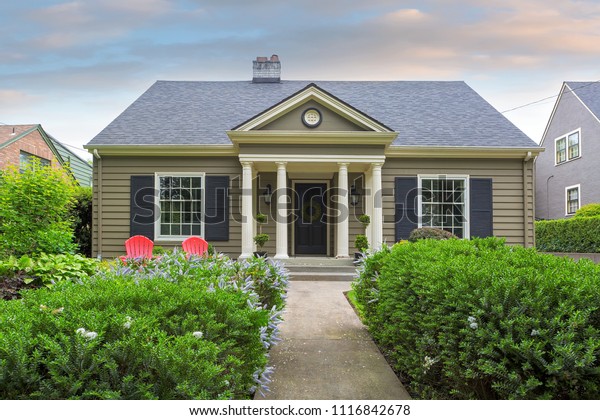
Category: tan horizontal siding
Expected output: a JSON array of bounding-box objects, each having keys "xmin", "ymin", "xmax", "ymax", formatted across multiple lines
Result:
[
  {"xmin": 382, "ymin": 158, "xmax": 533, "ymax": 246},
  {"xmin": 93, "ymin": 156, "xmax": 243, "ymax": 259}
]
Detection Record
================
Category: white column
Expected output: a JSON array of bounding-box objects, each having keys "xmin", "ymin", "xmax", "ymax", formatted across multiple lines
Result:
[
  {"xmin": 364, "ymin": 169, "xmax": 373, "ymax": 244},
  {"xmin": 336, "ymin": 162, "xmax": 350, "ymax": 258},
  {"xmin": 371, "ymin": 163, "xmax": 383, "ymax": 250},
  {"xmin": 275, "ymin": 162, "xmax": 289, "ymax": 259},
  {"xmin": 240, "ymin": 162, "xmax": 254, "ymax": 259}
]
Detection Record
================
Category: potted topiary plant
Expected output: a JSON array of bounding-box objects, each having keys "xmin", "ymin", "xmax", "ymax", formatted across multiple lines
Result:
[
  {"xmin": 354, "ymin": 234, "xmax": 369, "ymax": 260},
  {"xmin": 355, "ymin": 214, "xmax": 371, "ymax": 260},
  {"xmin": 254, "ymin": 213, "xmax": 269, "ymax": 257},
  {"xmin": 358, "ymin": 214, "xmax": 371, "ymax": 228},
  {"xmin": 253, "ymin": 234, "xmax": 269, "ymax": 257}
]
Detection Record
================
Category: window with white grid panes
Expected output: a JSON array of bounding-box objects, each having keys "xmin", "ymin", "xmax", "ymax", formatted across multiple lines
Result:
[
  {"xmin": 158, "ymin": 175, "xmax": 203, "ymax": 237},
  {"xmin": 566, "ymin": 185, "xmax": 580, "ymax": 215},
  {"xmin": 555, "ymin": 129, "xmax": 580, "ymax": 165},
  {"xmin": 420, "ymin": 177, "xmax": 466, "ymax": 238},
  {"xmin": 555, "ymin": 137, "xmax": 566, "ymax": 164},
  {"xmin": 567, "ymin": 131, "xmax": 580, "ymax": 160}
]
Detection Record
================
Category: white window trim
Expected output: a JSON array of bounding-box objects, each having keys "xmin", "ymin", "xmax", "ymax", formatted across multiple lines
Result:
[
  {"xmin": 565, "ymin": 184, "xmax": 581, "ymax": 216},
  {"xmin": 555, "ymin": 128, "xmax": 581, "ymax": 166},
  {"xmin": 154, "ymin": 172, "xmax": 205, "ymax": 241},
  {"xmin": 417, "ymin": 174, "xmax": 470, "ymax": 239}
]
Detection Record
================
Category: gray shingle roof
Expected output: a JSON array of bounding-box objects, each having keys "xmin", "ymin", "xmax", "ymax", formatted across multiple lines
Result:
[
  {"xmin": 87, "ymin": 80, "xmax": 537, "ymax": 148},
  {"xmin": 566, "ymin": 81, "xmax": 600, "ymax": 120}
]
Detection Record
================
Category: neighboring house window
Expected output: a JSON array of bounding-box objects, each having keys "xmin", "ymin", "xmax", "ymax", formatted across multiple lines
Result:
[
  {"xmin": 566, "ymin": 185, "xmax": 580, "ymax": 215},
  {"xmin": 419, "ymin": 175, "xmax": 469, "ymax": 238},
  {"xmin": 568, "ymin": 131, "xmax": 580, "ymax": 160},
  {"xmin": 19, "ymin": 151, "xmax": 50, "ymax": 172},
  {"xmin": 555, "ymin": 129, "xmax": 580, "ymax": 164},
  {"xmin": 156, "ymin": 173, "xmax": 204, "ymax": 238}
]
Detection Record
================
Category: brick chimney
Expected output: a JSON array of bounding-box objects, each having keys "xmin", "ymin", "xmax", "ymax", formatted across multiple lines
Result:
[{"xmin": 252, "ymin": 54, "xmax": 281, "ymax": 83}]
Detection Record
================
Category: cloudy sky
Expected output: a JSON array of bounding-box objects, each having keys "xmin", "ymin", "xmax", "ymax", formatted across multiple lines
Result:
[{"xmin": 2, "ymin": 0, "xmax": 600, "ymax": 159}]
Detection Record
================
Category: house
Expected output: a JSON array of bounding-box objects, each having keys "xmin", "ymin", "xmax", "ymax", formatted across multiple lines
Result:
[
  {"xmin": 536, "ymin": 82, "xmax": 600, "ymax": 219},
  {"xmin": 0, "ymin": 124, "xmax": 92, "ymax": 187},
  {"xmin": 49, "ymin": 136, "xmax": 93, "ymax": 187},
  {"xmin": 85, "ymin": 55, "xmax": 542, "ymax": 259}
]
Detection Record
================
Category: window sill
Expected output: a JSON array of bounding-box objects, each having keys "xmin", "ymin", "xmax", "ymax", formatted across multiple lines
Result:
[{"xmin": 555, "ymin": 156, "xmax": 582, "ymax": 166}]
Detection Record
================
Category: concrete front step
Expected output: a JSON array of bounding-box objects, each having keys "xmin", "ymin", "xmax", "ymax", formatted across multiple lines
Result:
[
  {"xmin": 281, "ymin": 257, "xmax": 358, "ymax": 281},
  {"xmin": 282, "ymin": 257, "xmax": 355, "ymax": 268},
  {"xmin": 286, "ymin": 265, "xmax": 357, "ymax": 274},
  {"xmin": 290, "ymin": 272, "xmax": 357, "ymax": 282}
]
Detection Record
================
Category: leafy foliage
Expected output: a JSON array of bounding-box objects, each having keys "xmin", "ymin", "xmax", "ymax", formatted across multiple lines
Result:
[
  {"xmin": 408, "ymin": 227, "xmax": 457, "ymax": 242},
  {"xmin": 253, "ymin": 234, "xmax": 270, "ymax": 250},
  {"xmin": 0, "ymin": 251, "xmax": 288, "ymax": 399},
  {"xmin": 354, "ymin": 234, "xmax": 369, "ymax": 252},
  {"xmin": 535, "ymin": 216, "xmax": 600, "ymax": 252},
  {"xmin": 70, "ymin": 187, "xmax": 92, "ymax": 257},
  {"xmin": 574, "ymin": 203, "xmax": 600, "ymax": 218},
  {"xmin": 0, "ymin": 253, "xmax": 100, "ymax": 288},
  {"xmin": 353, "ymin": 238, "xmax": 600, "ymax": 399},
  {"xmin": 0, "ymin": 161, "xmax": 77, "ymax": 257},
  {"xmin": 358, "ymin": 214, "xmax": 371, "ymax": 226}
]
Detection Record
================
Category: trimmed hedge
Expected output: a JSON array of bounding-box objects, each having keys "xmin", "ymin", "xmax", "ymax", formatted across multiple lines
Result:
[
  {"xmin": 0, "ymin": 251, "xmax": 287, "ymax": 399},
  {"xmin": 535, "ymin": 216, "xmax": 600, "ymax": 252},
  {"xmin": 353, "ymin": 238, "xmax": 600, "ymax": 399},
  {"xmin": 574, "ymin": 203, "xmax": 600, "ymax": 218},
  {"xmin": 408, "ymin": 227, "xmax": 457, "ymax": 242}
]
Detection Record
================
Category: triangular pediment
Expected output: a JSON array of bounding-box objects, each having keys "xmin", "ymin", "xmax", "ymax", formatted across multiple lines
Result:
[{"xmin": 231, "ymin": 83, "xmax": 393, "ymax": 133}]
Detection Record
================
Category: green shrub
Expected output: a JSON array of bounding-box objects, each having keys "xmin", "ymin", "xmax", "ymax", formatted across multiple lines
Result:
[
  {"xmin": 118, "ymin": 250, "xmax": 288, "ymax": 313},
  {"xmin": 354, "ymin": 234, "xmax": 369, "ymax": 252},
  {"xmin": 253, "ymin": 234, "xmax": 270, "ymax": 250},
  {"xmin": 352, "ymin": 244, "xmax": 391, "ymax": 324},
  {"xmin": 408, "ymin": 227, "xmax": 457, "ymax": 242},
  {"xmin": 0, "ymin": 161, "xmax": 77, "ymax": 257},
  {"xmin": 0, "ymin": 251, "xmax": 287, "ymax": 399},
  {"xmin": 358, "ymin": 214, "xmax": 371, "ymax": 226},
  {"xmin": 0, "ymin": 253, "xmax": 100, "ymax": 288},
  {"xmin": 574, "ymin": 203, "xmax": 600, "ymax": 218},
  {"xmin": 535, "ymin": 217, "xmax": 600, "ymax": 252},
  {"xmin": 353, "ymin": 238, "xmax": 600, "ymax": 399},
  {"xmin": 70, "ymin": 187, "xmax": 92, "ymax": 257}
]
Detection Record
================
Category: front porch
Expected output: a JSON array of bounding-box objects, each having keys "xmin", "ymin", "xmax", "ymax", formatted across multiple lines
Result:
[{"xmin": 238, "ymin": 158, "xmax": 384, "ymax": 259}]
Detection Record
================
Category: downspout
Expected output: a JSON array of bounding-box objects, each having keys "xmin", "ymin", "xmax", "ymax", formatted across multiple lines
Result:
[
  {"xmin": 93, "ymin": 149, "xmax": 103, "ymax": 259},
  {"xmin": 523, "ymin": 152, "xmax": 532, "ymax": 247}
]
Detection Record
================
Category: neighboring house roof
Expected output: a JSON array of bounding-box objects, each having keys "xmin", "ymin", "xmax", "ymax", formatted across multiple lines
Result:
[
  {"xmin": 0, "ymin": 124, "xmax": 42, "ymax": 149},
  {"xmin": 565, "ymin": 81, "xmax": 600, "ymax": 121},
  {"xmin": 49, "ymin": 136, "xmax": 93, "ymax": 187},
  {"xmin": 0, "ymin": 124, "xmax": 92, "ymax": 187},
  {"xmin": 87, "ymin": 80, "xmax": 538, "ymax": 149}
]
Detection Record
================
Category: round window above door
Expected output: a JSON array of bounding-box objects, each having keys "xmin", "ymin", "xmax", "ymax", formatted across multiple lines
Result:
[{"xmin": 302, "ymin": 108, "xmax": 322, "ymax": 128}]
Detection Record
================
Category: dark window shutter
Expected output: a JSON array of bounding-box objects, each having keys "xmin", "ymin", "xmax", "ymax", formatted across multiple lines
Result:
[
  {"xmin": 130, "ymin": 175, "xmax": 155, "ymax": 239},
  {"xmin": 205, "ymin": 176, "xmax": 230, "ymax": 241},
  {"xmin": 395, "ymin": 177, "xmax": 419, "ymax": 241},
  {"xmin": 469, "ymin": 178, "xmax": 493, "ymax": 238}
]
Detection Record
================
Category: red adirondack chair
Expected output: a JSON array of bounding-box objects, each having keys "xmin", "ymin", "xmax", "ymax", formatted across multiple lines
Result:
[
  {"xmin": 182, "ymin": 236, "xmax": 208, "ymax": 257},
  {"xmin": 119, "ymin": 235, "xmax": 154, "ymax": 262}
]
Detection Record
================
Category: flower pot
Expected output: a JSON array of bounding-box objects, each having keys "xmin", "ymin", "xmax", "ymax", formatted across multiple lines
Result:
[{"xmin": 253, "ymin": 251, "xmax": 268, "ymax": 258}]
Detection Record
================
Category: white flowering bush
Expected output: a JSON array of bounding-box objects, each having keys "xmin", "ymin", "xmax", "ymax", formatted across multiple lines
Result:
[
  {"xmin": 352, "ymin": 237, "xmax": 600, "ymax": 399},
  {"xmin": 0, "ymin": 252, "xmax": 287, "ymax": 399}
]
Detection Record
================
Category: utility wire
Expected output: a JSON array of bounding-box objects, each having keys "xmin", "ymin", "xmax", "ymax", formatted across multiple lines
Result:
[{"xmin": 501, "ymin": 79, "xmax": 600, "ymax": 114}]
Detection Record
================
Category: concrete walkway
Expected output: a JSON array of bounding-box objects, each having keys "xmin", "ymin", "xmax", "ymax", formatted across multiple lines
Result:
[{"xmin": 256, "ymin": 280, "xmax": 411, "ymax": 400}]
